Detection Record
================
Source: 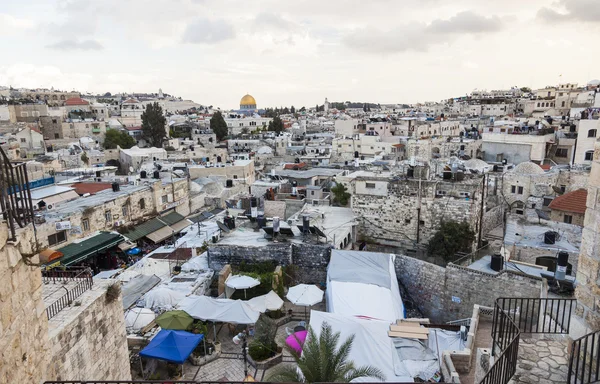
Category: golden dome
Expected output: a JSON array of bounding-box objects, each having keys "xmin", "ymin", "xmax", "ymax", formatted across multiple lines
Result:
[{"xmin": 240, "ymin": 94, "xmax": 256, "ymax": 106}]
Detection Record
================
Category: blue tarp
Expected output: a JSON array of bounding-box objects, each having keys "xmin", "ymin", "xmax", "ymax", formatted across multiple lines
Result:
[{"xmin": 139, "ymin": 330, "xmax": 203, "ymax": 364}]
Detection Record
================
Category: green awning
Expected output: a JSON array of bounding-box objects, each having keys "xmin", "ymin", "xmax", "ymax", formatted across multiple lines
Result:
[
  {"xmin": 122, "ymin": 217, "xmax": 166, "ymax": 241},
  {"xmin": 159, "ymin": 211, "xmax": 185, "ymax": 225},
  {"xmin": 56, "ymin": 232, "xmax": 124, "ymax": 266}
]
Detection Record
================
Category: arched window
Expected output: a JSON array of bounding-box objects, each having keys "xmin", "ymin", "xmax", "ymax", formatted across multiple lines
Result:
[
  {"xmin": 139, "ymin": 198, "xmax": 145, "ymax": 209},
  {"xmin": 588, "ymin": 129, "xmax": 597, "ymax": 138}
]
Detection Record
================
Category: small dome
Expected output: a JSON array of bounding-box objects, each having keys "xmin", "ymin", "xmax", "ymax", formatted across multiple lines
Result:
[
  {"xmin": 513, "ymin": 162, "xmax": 544, "ymax": 175},
  {"xmin": 588, "ymin": 79, "xmax": 600, "ymax": 86},
  {"xmin": 240, "ymin": 94, "xmax": 256, "ymax": 106}
]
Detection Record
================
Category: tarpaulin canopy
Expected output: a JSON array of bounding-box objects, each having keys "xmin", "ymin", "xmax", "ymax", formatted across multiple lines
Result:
[
  {"xmin": 326, "ymin": 250, "xmax": 405, "ymax": 322},
  {"xmin": 143, "ymin": 287, "xmax": 187, "ymax": 310},
  {"xmin": 139, "ymin": 329, "xmax": 203, "ymax": 364},
  {"xmin": 226, "ymin": 275, "xmax": 261, "ymax": 290},
  {"xmin": 247, "ymin": 290, "xmax": 284, "ymax": 313},
  {"xmin": 55, "ymin": 232, "xmax": 124, "ymax": 266},
  {"xmin": 177, "ymin": 295, "xmax": 260, "ymax": 324},
  {"xmin": 122, "ymin": 274, "xmax": 161, "ymax": 309},
  {"xmin": 286, "ymin": 284, "xmax": 324, "ymax": 306},
  {"xmin": 125, "ymin": 307, "xmax": 155, "ymax": 331}
]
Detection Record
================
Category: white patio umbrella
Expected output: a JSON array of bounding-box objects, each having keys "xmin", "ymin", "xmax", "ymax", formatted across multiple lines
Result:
[
  {"xmin": 286, "ymin": 284, "xmax": 324, "ymax": 319},
  {"xmin": 125, "ymin": 307, "xmax": 156, "ymax": 332},
  {"xmin": 248, "ymin": 290, "xmax": 284, "ymax": 313},
  {"xmin": 226, "ymin": 274, "xmax": 261, "ymax": 298}
]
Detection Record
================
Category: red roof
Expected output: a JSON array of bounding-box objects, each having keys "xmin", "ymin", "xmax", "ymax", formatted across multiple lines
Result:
[
  {"xmin": 65, "ymin": 97, "xmax": 90, "ymax": 106},
  {"xmin": 284, "ymin": 162, "xmax": 307, "ymax": 170},
  {"xmin": 123, "ymin": 98, "xmax": 139, "ymax": 104},
  {"xmin": 548, "ymin": 188, "xmax": 588, "ymax": 214},
  {"xmin": 28, "ymin": 125, "xmax": 42, "ymax": 134},
  {"xmin": 125, "ymin": 126, "xmax": 141, "ymax": 131},
  {"xmin": 539, "ymin": 164, "xmax": 552, "ymax": 171},
  {"xmin": 71, "ymin": 182, "xmax": 113, "ymax": 195}
]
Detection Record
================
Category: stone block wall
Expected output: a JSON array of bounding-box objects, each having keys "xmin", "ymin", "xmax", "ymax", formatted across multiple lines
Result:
[
  {"xmin": 207, "ymin": 244, "xmax": 292, "ymax": 272},
  {"xmin": 47, "ymin": 280, "xmax": 131, "ymax": 381},
  {"xmin": 482, "ymin": 205, "xmax": 504, "ymax": 235},
  {"xmin": 0, "ymin": 232, "xmax": 50, "ymax": 384},
  {"xmin": 291, "ymin": 243, "xmax": 331, "ymax": 284}
]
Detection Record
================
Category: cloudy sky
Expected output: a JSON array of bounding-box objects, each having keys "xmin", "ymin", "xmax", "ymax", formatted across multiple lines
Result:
[{"xmin": 0, "ymin": 0, "xmax": 598, "ymax": 109}]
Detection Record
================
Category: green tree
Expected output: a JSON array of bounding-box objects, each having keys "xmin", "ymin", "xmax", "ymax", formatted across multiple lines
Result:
[
  {"xmin": 80, "ymin": 152, "xmax": 89, "ymax": 165},
  {"xmin": 267, "ymin": 322, "xmax": 384, "ymax": 382},
  {"xmin": 427, "ymin": 221, "xmax": 476, "ymax": 262},
  {"xmin": 141, "ymin": 102, "xmax": 167, "ymax": 147},
  {"xmin": 103, "ymin": 129, "xmax": 136, "ymax": 149},
  {"xmin": 210, "ymin": 110, "xmax": 228, "ymax": 141},
  {"xmin": 268, "ymin": 116, "xmax": 284, "ymax": 133},
  {"xmin": 520, "ymin": 87, "xmax": 532, "ymax": 93},
  {"xmin": 331, "ymin": 182, "xmax": 351, "ymax": 206},
  {"xmin": 290, "ymin": 105, "xmax": 296, "ymax": 114}
]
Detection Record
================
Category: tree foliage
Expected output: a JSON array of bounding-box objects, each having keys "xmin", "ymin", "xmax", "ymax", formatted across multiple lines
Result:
[
  {"xmin": 210, "ymin": 110, "xmax": 228, "ymax": 141},
  {"xmin": 331, "ymin": 182, "xmax": 351, "ymax": 206},
  {"xmin": 104, "ymin": 129, "xmax": 136, "ymax": 149},
  {"xmin": 80, "ymin": 152, "xmax": 89, "ymax": 165},
  {"xmin": 427, "ymin": 221, "xmax": 476, "ymax": 262},
  {"xmin": 268, "ymin": 116, "xmax": 284, "ymax": 133},
  {"xmin": 267, "ymin": 322, "xmax": 385, "ymax": 382},
  {"xmin": 141, "ymin": 102, "xmax": 167, "ymax": 147}
]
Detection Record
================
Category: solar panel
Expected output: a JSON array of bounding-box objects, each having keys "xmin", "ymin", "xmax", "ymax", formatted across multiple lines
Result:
[
  {"xmin": 279, "ymin": 227, "xmax": 295, "ymax": 236},
  {"xmin": 296, "ymin": 225, "xmax": 326, "ymax": 237},
  {"xmin": 216, "ymin": 221, "xmax": 230, "ymax": 233},
  {"xmin": 262, "ymin": 227, "xmax": 274, "ymax": 235}
]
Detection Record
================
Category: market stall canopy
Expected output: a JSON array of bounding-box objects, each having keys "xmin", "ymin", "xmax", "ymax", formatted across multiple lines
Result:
[
  {"xmin": 144, "ymin": 288, "xmax": 186, "ymax": 310},
  {"xmin": 123, "ymin": 212, "xmax": 192, "ymax": 243},
  {"xmin": 39, "ymin": 248, "xmax": 63, "ymax": 264},
  {"xmin": 225, "ymin": 275, "xmax": 261, "ymax": 290},
  {"xmin": 286, "ymin": 284, "xmax": 324, "ymax": 306},
  {"xmin": 248, "ymin": 290, "xmax": 284, "ymax": 313},
  {"xmin": 178, "ymin": 295, "xmax": 260, "ymax": 324},
  {"xmin": 125, "ymin": 307, "xmax": 155, "ymax": 331},
  {"xmin": 54, "ymin": 232, "xmax": 124, "ymax": 267},
  {"xmin": 155, "ymin": 310, "xmax": 194, "ymax": 330},
  {"xmin": 139, "ymin": 330, "xmax": 203, "ymax": 364},
  {"xmin": 122, "ymin": 274, "xmax": 161, "ymax": 309}
]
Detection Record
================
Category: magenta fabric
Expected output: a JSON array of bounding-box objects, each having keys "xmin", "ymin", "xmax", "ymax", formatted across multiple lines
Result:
[{"xmin": 285, "ymin": 330, "xmax": 308, "ymax": 354}]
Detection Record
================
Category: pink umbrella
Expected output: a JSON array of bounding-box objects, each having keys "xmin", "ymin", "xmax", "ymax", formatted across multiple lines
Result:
[{"xmin": 285, "ymin": 330, "xmax": 308, "ymax": 354}]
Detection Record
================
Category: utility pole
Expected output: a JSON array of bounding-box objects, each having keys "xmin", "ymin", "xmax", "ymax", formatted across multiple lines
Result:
[{"xmin": 477, "ymin": 173, "xmax": 486, "ymax": 249}]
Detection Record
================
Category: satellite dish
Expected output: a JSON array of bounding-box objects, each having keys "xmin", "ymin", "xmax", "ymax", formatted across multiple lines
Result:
[
  {"xmin": 129, "ymin": 166, "xmax": 134, "ymax": 173},
  {"xmin": 552, "ymin": 186, "xmax": 564, "ymax": 195}
]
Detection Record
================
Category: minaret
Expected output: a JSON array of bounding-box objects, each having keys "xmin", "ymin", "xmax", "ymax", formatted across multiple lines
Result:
[
  {"xmin": 158, "ymin": 88, "xmax": 164, "ymax": 99},
  {"xmin": 324, "ymin": 98, "xmax": 330, "ymax": 113},
  {"xmin": 572, "ymin": 140, "xmax": 600, "ymax": 336}
]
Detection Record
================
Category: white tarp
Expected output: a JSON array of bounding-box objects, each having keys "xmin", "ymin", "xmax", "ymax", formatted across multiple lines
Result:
[
  {"xmin": 226, "ymin": 275, "xmax": 261, "ymax": 289},
  {"xmin": 287, "ymin": 284, "xmax": 324, "ymax": 306},
  {"xmin": 308, "ymin": 310, "xmax": 414, "ymax": 383},
  {"xmin": 181, "ymin": 253, "xmax": 208, "ymax": 272},
  {"xmin": 125, "ymin": 307, "xmax": 156, "ymax": 331},
  {"xmin": 177, "ymin": 295, "xmax": 260, "ymax": 324},
  {"xmin": 247, "ymin": 290, "xmax": 284, "ymax": 312},
  {"xmin": 326, "ymin": 250, "xmax": 405, "ymax": 322},
  {"xmin": 143, "ymin": 287, "xmax": 187, "ymax": 310}
]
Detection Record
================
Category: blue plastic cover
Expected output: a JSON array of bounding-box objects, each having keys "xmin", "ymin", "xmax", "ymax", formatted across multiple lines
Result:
[{"xmin": 139, "ymin": 329, "xmax": 203, "ymax": 364}]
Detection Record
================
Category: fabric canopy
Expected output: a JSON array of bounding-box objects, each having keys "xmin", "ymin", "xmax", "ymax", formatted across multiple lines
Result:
[
  {"xmin": 226, "ymin": 275, "xmax": 260, "ymax": 290},
  {"xmin": 143, "ymin": 287, "xmax": 187, "ymax": 310},
  {"xmin": 247, "ymin": 290, "xmax": 284, "ymax": 313},
  {"xmin": 146, "ymin": 226, "xmax": 174, "ymax": 243},
  {"xmin": 286, "ymin": 284, "xmax": 324, "ymax": 306},
  {"xmin": 177, "ymin": 295, "xmax": 260, "ymax": 324},
  {"xmin": 125, "ymin": 307, "xmax": 155, "ymax": 331},
  {"xmin": 326, "ymin": 250, "xmax": 405, "ymax": 322},
  {"xmin": 285, "ymin": 330, "xmax": 308, "ymax": 354},
  {"xmin": 122, "ymin": 274, "xmax": 161, "ymax": 309},
  {"xmin": 139, "ymin": 329, "xmax": 203, "ymax": 364}
]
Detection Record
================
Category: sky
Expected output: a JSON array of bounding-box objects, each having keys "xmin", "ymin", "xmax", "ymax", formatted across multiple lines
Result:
[{"xmin": 0, "ymin": 0, "xmax": 599, "ymax": 109}]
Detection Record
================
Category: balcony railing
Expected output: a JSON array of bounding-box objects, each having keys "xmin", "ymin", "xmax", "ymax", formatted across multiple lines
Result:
[
  {"xmin": 568, "ymin": 330, "xmax": 600, "ymax": 383},
  {"xmin": 44, "ymin": 267, "xmax": 93, "ymax": 320},
  {"xmin": 495, "ymin": 297, "xmax": 576, "ymax": 334},
  {"xmin": 0, "ymin": 146, "xmax": 34, "ymax": 241}
]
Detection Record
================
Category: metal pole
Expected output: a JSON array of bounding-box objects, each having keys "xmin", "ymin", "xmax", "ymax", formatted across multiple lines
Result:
[{"xmin": 242, "ymin": 335, "xmax": 248, "ymax": 377}]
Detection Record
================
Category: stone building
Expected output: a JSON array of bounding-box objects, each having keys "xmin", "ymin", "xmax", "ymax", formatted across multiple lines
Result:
[
  {"xmin": 189, "ymin": 159, "xmax": 256, "ymax": 185},
  {"xmin": 15, "ymin": 89, "xmax": 81, "ymax": 106},
  {"xmin": 548, "ymin": 188, "xmax": 587, "ymax": 226},
  {"xmin": 8, "ymin": 104, "xmax": 49, "ymax": 123},
  {"xmin": 481, "ymin": 128, "xmax": 555, "ymax": 164}
]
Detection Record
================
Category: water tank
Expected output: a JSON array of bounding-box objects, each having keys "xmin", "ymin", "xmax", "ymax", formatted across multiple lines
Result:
[
  {"xmin": 111, "ymin": 182, "xmax": 120, "ymax": 192},
  {"xmin": 226, "ymin": 179, "xmax": 233, "ymax": 188},
  {"xmin": 140, "ymin": 170, "xmax": 147, "ymax": 179},
  {"xmin": 153, "ymin": 170, "xmax": 160, "ymax": 179},
  {"xmin": 407, "ymin": 168, "xmax": 414, "ymax": 178},
  {"xmin": 490, "ymin": 254, "xmax": 503, "ymax": 272},
  {"xmin": 556, "ymin": 251, "xmax": 569, "ymax": 280},
  {"xmin": 257, "ymin": 215, "xmax": 266, "ymax": 228},
  {"xmin": 354, "ymin": 151, "xmax": 359, "ymax": 159},
  {"xmin": 443, "ymin": 171, "xmax": 452, "ymax": 180},
  {"xmin": 212, "ymin": 235, "xmax": 218, "ymax": 243},
  {"xmin": 544, "ymin": 231, "xmax": 557, "ymax": 244},
  {"xmin": 302, "ymin": 215, "xmax": 310, "ymax": 234},
  {"xmin": 95, "ymin": 171, "xmax": 101, "ymax": 178}
]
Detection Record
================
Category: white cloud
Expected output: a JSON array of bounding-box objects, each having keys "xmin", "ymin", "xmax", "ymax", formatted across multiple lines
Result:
[
  {"xmin": 46, "ymin": 39, "xmax": 104, "ymax": 51},
  {"xmin": 182, "ymin": 18, "xmax": 236, "ymax": 44},
  {"xmin": 0, "ymin": 13, "xmax": 34, "ymax": 35}
]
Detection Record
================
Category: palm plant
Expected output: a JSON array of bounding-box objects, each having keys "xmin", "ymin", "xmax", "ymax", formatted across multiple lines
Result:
[{"xmin": 267, "ymin": 321, "xmax": 385, "ymax": 382}]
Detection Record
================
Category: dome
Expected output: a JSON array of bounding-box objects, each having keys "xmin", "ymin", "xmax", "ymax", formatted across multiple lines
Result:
[
  {"xmin": 588, "ymin": 79, "xmax": 600, "ymax": 86},
  {"xmin": 240, "ymin": 94, "xmax": 256, "ymax": 106},
  {"xmin": 513, "ymin": 162, "xmax": 544, "ymax": 175}
]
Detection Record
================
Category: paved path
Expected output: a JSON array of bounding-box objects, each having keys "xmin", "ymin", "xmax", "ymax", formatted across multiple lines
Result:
[{"xmin": 509, "ymin": 337, "xmax": 569, "ymax": 384}]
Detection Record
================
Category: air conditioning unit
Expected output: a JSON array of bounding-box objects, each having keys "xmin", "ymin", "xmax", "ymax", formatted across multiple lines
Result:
[
  {"xmin": 46, "ymin": 204, "xmax": 54, "ymax": 210},
  {"xmin": 459, "ymin": 192, "xmax": 471, "ymax": 198},
  {"xmin": 436, "ymin": 190, "xmax": 447, "ymax": 197}
]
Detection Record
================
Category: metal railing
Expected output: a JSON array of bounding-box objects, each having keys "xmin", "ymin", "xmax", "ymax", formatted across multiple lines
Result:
[
  {"xmin": 43, "ymin": 382, "xmax": 448, "ymax": 384},
  {"xmin": 495, "ymin": 297, "xmax": 576, "ymax": 334},
  {"xmin": 45, "ymin": 268, "xmax": 94, "ymax": 320},
  {"xmin": 480, "ymin": 301, "xmax": 521, "ymax": 384},
  {"xmin": 42, "ymin": 266, "xmax": 93, "ymax": 284},
  {"xmin": 568, "ymin": 330, "xmax": 600, "ymax": 383},
  {"xmin": 0, "ymin": 146, "xmax": 34, "ymax": 241}
]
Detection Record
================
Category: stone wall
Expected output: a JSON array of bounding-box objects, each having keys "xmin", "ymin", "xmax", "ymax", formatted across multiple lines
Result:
[
  {"xmin": 291, "ymin": 243, "xmax": 331, "ymax": 285},
  {"xmin": 482, "ymin": 205, "xmax": 504, "ymax": 235},
  {"xmin": 47, "ymin": 280, "xmax": 131, "ymax": 381},
  {"xmin": 393, "ymin": 254, "xmax": 543, "ymax": 322},
  {"xmin": 0, "ymin": 231, "xmax": 50, "ymax": 384}
]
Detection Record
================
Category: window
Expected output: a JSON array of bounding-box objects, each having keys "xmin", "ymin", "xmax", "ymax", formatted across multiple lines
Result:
[
  {"xmin": 104, "ymin": 210, "xmax": 111, "ymax": 221},
  {"xmin": 52, "ymin": 119, "xmax": 57, "ymax": 124},
  {"xmin": 139, "ymin": 199, "xmax": 145, "ymax": 209},
  {"xmin": 82, "ymin": 218, "xmax": 90, "ymax": 231},
  {"xmin": 516, "ymin": 209, "xmax": 524, "ymax": 215},
  {"xmin": 311, "ymin": 191, "xmax": 315, "ymax": 196},
  {"xmin": 532, "ymin": 203, "xmax": 536, "ymax": 209},
  {"xmin": 560, "ymin": 185, "xmax": 566, "ymax": 193},
  {"xmin": 517, "ymin": 186, "xmax": 524, "ymax": 194},
  {"xmin": 564, "ymin": 215, "xmax": 573, "ymax": 224},
  {"xmin": 20, "ymin": 138, "xmax": 26, "ymax": 143},
  {"xmin": 543, "ymin": 198, "xmax": 553, "ymax": 206},
  {"xmin": 556, "ymin": 148, "xmax": 568, "ymax": 158},
  {"xmin": 54, "ymin": 133, "xmax": 59, "ymax": 139},
  {"xmin": 161, "ymin": 195, "xmax": 168, "ymax": 204},
  {"xmin": 365, "ymin": 183, "xmax": 376, "ymax": 189},
  {"xmin": 419, "ymin": 220, "xmax": 425, "ymax": 225},
  {"xmin": 233, "ymin": 175, "xmax": 238, "ymax": 179},
  {"xmin": 588, "ymin": 129, "xmax": 597, "ymax": 138},
  {"xmin": 48, "ymin": 231, "xmax": 67, "ymax": 246},
  {"xmin": 405, "ymin": 219, "xmax": 411, "ymax": 224},
  {"xmin": 585, "ymin": 151, "xmax": 594, "ymax": 161},
  {"xmin": 122, "ymin": 205, "xmax": 128, "ymax": 217},
  {"xmin": 511, "ymin": 185, "xmax": 516, "ymax": 193},
  {"xmin": 562, "ymin": 101, "xmax": 566, "ymax": 107}
]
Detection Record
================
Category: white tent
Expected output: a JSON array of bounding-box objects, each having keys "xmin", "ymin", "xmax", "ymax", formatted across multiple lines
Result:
[
  {"xmin": 308, "ymin": 310, "xmax": 413, "ymax": 382},
  {"xmin": 177, "ymin": 295, "xmax": 260, "ymax": 324},
  {"xmin": 247, "ymin": 290, "xmax": 284, "ymax": 313},
  {"xmin": 287, "ymin": 284, "xmax": 324, "ymax": 306},
  {"xmin": 326, "ymin": 250, "xmax": 405, "ymax": 322},
  {"xmin": 225, "ymin": 274, "xmax": 261, "ymax": 299},
  {"xmin": 143, "ymin": 287, "xmax": 186, "ymax": 310},
  {"xmin": 125, "ymin": 307, "xmax": 156, "ymax": 331}
]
